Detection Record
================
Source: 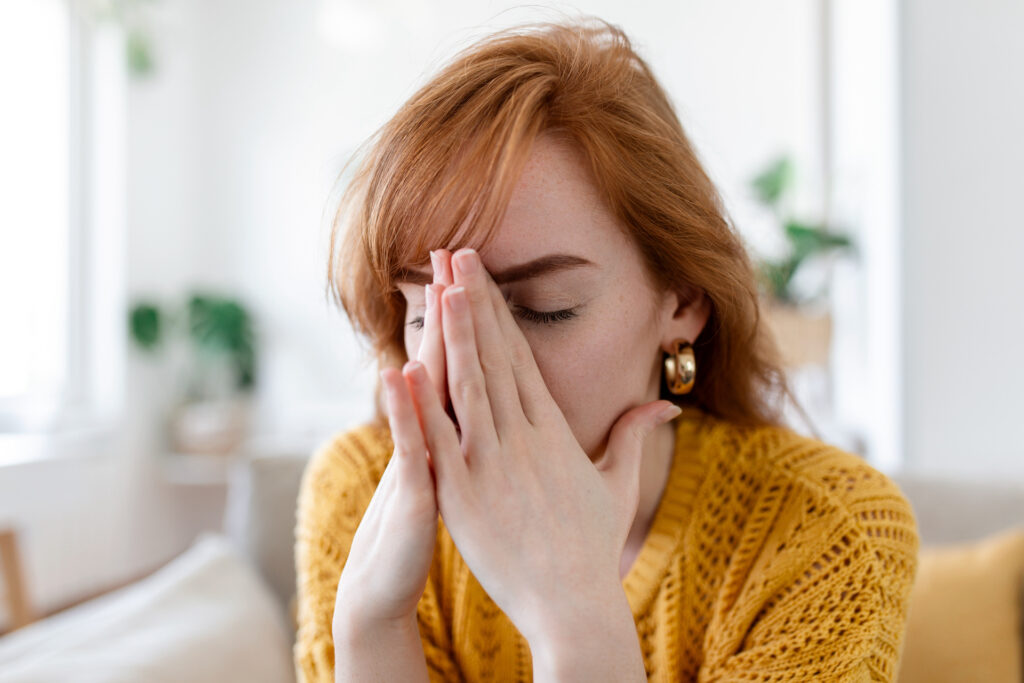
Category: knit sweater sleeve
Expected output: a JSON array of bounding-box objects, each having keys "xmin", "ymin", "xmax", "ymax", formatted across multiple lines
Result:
[
  {"xmin": 292, "ymin": 425, "xmax": 461, "ymax": 683},
  {"xmin": 696, "ymin": 449, "xmax": 920, "ymax": 683}
]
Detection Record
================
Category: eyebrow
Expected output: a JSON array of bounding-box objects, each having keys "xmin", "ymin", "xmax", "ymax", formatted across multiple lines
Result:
[{"xmin": 395, "ymin": 253, "xmax": 596, "ymax": 286}]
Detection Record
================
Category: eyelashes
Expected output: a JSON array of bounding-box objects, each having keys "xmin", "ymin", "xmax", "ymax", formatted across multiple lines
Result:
[
  {"xmin": 515, "ymin": 307, "xmax": 579, "ymax": 325},
  {"xmin": 406, "ymin": 305, "xmax": 579, "ymax": 330}
]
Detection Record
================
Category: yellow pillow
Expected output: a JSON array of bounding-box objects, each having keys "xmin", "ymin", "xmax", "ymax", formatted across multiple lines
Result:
[{"xmin": 897, "ymin": 527, "xmax": 1024, "ymax": 683}]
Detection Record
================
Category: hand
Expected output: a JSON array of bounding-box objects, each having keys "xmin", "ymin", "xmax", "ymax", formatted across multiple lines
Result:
[
  {"xmin": 333, "ymin": 251, "xmax": 455, "ymax": 628},
  {"xmin": 401, "ymin": 247, "xmax": 682, "ymax": 642}
]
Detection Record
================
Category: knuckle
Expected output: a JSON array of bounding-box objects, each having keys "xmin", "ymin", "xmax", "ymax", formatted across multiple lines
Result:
[
  {"xmin": 631, "ymin": 423, "xmax": 650, "ymax": 443},
  {"xmin": 467, "ymin": 285, "xmax": 488, "ymax": 305},
  {"xmin": 500, "ymin": 429, "xmax": 529, "ymax": 453},
  {"xmin": 392, "ymin": 435, "xmax": 416, "ymax": 460},
  {"xmin": 478, "ymin": 353, "xmax": 507, "ymax": 377},
  {"xmin": 454, "ymin": 375, "xmax": 485, "ymax": 402},
  {"xmin": 508, "ymin": 345, "xmax": 532, "ymax": 373}
]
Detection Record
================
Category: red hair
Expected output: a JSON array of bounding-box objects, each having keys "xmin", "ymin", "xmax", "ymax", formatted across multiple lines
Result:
[{"xmin": 326, "ymin": 17, "xmax": 799, "ymax": 431}]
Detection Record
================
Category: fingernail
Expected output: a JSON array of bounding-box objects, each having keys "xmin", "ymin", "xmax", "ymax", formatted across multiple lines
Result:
[
  {"xmin": 406, "ymin": 360, "xmax": 425, "ymax": 382},
  {"xmin": 659, "ymin": 404, "xmax": 683, "ymax": 423},
  {"xmin": 430, "ymin": 250, "xmax": 439, "ymax": 274},
  {"xmin": 456, "ymin": 249, "xmax": 478, "ymax": 274},
  {"xmin": 447, "ymin": 286, "xmax": 467, "ymax": 311}
]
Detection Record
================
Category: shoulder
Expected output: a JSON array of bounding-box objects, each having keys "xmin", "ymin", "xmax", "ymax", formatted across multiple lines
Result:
[
  {"xmin": 698, "ymin": 414, "xmax": 919, "ymax": 557},
  {"xmin": 302, "ymin": 421, "xmax": 394, "ymax": 488},
  {"xmin": 687, "ymin": 417, "xmax": 921, "ymax": 677},
  {"xmin": 296, "ymin": 420, "xmax": 395, "ymax": 533},
  {"xmin": 768, "ymin": 424, "xmax": 917, "ymax": 543}
]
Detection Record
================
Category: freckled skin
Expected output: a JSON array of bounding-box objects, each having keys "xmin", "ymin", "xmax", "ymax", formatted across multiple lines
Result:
[{"xmin": 396, "ymin": 133, "xmax": 711, "ymax": 576}]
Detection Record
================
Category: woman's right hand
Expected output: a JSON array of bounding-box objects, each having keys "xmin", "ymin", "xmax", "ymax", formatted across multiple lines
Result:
[{"xmin": 333, "ymin": 251, "xmax": 454, "ymax": 630}]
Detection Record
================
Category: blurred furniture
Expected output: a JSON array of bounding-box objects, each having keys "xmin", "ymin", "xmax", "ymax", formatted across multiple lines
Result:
[
  {"xmin": 0, "ymin": 532, "xmax": 293, "ymax": 683},
  {"xmin": 0, "ymin": 526, "xmax": 35, "ymax": 633},
  {"xmin": 898, "ymin": 526, "xmax": 1024, "ymax": 683},
  {"xmin": 0, "ymin": 448, "xmax": 1021, "ymax": 682},
  {"xmin": 890, "ymin": 475, "xmax": 1024, "ymax": 683}
]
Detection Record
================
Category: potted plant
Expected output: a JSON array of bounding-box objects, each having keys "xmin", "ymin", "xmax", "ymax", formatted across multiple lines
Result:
[
  {"xmin": 750, "ymin": 156, "xmax": 857, "ymax": 368},
  {"xmin": 129, "ymin": 292, "xmax": 257, "ymax": 456}
]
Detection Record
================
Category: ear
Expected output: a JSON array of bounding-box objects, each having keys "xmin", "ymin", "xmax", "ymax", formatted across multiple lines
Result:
[{"xmin": 658, "ymin": 285, "xmax": 711, "ymax": 349}]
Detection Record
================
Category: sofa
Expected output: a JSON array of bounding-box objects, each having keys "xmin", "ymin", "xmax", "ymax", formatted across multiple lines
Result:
[{"xmin": 0, "ymin": 450, "xmax": 1021, "ymax": 682}]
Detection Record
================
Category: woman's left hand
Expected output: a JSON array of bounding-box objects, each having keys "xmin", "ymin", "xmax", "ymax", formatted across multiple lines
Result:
[{"xmin": 401, "ymin": 247, "xmax": 681, "ymax": 643}]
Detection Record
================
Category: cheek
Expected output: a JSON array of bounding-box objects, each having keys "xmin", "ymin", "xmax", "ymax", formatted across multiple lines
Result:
[
  {"xmin": 403, "ymin": 323, "xmax": 423, "ymax": 359},
  {"xmin": 523, "ymin": 320, "xmax": 631, "ymax": 457},
  {"xmin": 529, "ymin": 307, "xmax": 653, "ymax": 419},
  {"xmin": 521, "ymin": 320, "xmax": 606, "ymax": 410}
]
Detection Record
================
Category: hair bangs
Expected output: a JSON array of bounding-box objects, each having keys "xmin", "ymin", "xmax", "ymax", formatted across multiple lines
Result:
[{"xmin": 375, "ymin": 78, "xmax": 549, "ymax": 294}]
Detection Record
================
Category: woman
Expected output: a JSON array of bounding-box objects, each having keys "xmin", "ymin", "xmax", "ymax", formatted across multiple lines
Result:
[{"xmin": 294, "ymin": 18, "xmax": 919, "ymax": 682}]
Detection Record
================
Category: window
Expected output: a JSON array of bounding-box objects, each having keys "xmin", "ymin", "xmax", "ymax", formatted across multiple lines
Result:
[
  {"xmin": 0, "ymin": 0, "xmax": 74, "ymax": 431},
  {"xmin": 0, "ymin": 0, "xmax": 124, "ymax": 444}
]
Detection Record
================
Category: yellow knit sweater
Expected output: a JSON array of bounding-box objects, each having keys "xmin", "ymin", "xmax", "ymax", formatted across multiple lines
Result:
[{"xmin": 293, "ymin": 406, "xmax": 919, "ymax": 682}]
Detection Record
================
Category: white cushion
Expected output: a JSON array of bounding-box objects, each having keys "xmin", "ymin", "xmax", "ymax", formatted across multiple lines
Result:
[{"xmin": 0, "ymin": 533, "xmax": 296, "ymax": 683}]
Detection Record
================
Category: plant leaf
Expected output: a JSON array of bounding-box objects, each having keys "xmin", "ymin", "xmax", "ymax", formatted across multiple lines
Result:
[
  {"xmin": 751, "ymin": 156, "xmax": 794, "ymax": 206},
  {"xmin": 129, "ymin": 303, "xmax": 161, "ymax": 350}
]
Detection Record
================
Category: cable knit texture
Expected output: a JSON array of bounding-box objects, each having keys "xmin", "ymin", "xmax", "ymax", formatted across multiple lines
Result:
[{"xmin": 293, "ymin": 406, "xmax": 919, "ymax": 682}]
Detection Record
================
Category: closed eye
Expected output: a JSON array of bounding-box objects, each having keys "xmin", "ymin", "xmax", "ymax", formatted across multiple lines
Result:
[
  {"xmin": 406, "ymin": 306, "xmax": 578, "ymax": 330},
  {"xmin": 513, "ymin": 306, "xmax": 578, "ymax": 325}
]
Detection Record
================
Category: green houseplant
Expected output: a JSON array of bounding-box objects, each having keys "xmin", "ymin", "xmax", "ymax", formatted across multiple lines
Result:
[
  {"xmin": 129, "ymin": 292, "xmax": 257, "ymax": 455},
  {"xmin": 750, "ymin": 156, "xmax": 857, "ymax": 367},
  {"xmin": 751, "ymin": 156, "xmax": 857, "ymax": 305}
]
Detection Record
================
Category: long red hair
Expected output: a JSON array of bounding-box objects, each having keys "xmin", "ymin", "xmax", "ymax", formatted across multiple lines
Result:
[{"xmin": 326, "ymin": 17, "xmax": 798, "ymax": 432}]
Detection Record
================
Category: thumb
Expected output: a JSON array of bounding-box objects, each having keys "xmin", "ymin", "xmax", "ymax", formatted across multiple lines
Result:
[{"xmin": 597, "ymin": 400, "xmax": 683, "ymax": 496}]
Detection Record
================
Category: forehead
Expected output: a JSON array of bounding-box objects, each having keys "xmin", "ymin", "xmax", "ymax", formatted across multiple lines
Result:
[{"xmin": 403, "ymin": 134, "xmax": 631, "ymax": 281}]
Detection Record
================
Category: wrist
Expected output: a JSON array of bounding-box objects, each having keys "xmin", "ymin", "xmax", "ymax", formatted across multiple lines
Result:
[
  {"xmin": 522, "ymin": 577, "xmax": 639, "ymax": 674},
  {"xmin": 333, "ymin": 603, "xmax": 419, "ymax": 650},
  {"xmin": 332, "ymin": 606, "xmax": 429, "ymax": 683},
  {"xmin": 520, "ymin": 570, "xmax": 625, "ymax": 637}
]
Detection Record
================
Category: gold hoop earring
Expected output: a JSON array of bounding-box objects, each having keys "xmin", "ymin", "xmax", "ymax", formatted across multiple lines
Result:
[{"xmin": 664, "ymin": 339, "xmax": 696, "ymax": 395}]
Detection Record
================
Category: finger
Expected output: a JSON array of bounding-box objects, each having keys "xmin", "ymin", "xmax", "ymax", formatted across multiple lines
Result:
[
  {"xmin": 372, "ymin": 372, "xmax": 409, "ymax": 514},
  {"xmin": 417, "ymin": 282, "xmax": 447, "ymax": 408},
  {"xmin": 431, "ymin": 249, "xmax": 455, "ymax": 287},
  {"xmin": 479, "ymin": 266, "xmax": 559, "ymax": 428},
  {"xmin": 404, "ymin": 360, "xmax": 466, "ymax": 491},
  {"xmin": 451, "ymin": 248, "xmax": 524, "ymax": 436},
  {"xmin": 600, "ymin": 402, "xmax": 678, "ymax": 537},
  {"xmin": 381, "ymin": 366, "xmax": 432, "ymax": 486},
  {"xmin": 441, "ymin": 284, "xmax": 499, "ymax": 457},
  {"xmin": 429, "ymin": 250, "xmax": 453, "ymax": 403}
]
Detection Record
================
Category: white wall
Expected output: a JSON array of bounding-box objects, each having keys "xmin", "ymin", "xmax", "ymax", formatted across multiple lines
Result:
[{"xmin": 900, "ymin": 0, "xmax": 1024, "ymax": 477}]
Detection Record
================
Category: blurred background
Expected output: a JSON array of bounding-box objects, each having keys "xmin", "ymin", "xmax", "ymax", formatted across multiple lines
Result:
[{"xmin": 0, "ymin": 0, "xmax": 1021, "ymax": 645}]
